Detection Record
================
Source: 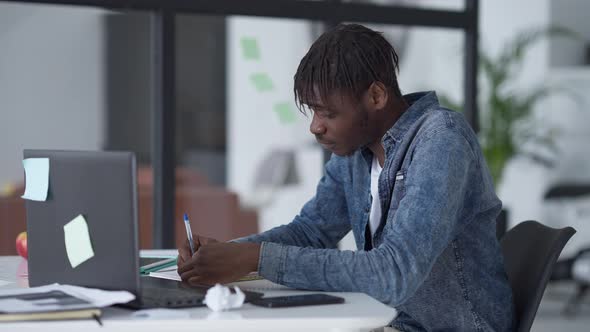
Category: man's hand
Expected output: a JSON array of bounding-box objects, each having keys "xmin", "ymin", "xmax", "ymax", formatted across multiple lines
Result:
[
  {"xmin": 177, "ymin": 242, "xmax": 261, "ymax": 286},
  {"xmin": 177, "ymin": 234, "xmax": 219, "ymax": 266}
]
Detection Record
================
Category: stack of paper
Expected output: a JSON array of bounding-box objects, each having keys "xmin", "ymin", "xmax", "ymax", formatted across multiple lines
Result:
[{"xmin": 0, "ymin": 283, "xmax": 134, "ymax": 322}]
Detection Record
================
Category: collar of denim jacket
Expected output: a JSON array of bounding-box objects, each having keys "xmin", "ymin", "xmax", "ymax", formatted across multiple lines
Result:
[
  {"xmin": 359, "ymin": 90, "xmax": 439, "ymax": 163},
  {"xmin": 383, "ymin": 90, "xmax": 439, "ymax": 144}
]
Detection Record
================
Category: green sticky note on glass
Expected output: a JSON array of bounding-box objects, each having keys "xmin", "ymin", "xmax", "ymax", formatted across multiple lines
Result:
[
  {"xmin": 250, "ymin": 73, "xmax": 274, "ymax": 92},
  {"xmin": 63, "ymin": 215, "xmax": 95, "ymax": 268},
  {"xmin": 241, "ymin": 37, "xmax": 260, "ymax": 60},
  {"xmin": 273, "ymin": 102, "xmax": 298, "ymax": 124},
  {"xmin": 21, "ymin": 158, "xmax": 50, "ymax": 202}
]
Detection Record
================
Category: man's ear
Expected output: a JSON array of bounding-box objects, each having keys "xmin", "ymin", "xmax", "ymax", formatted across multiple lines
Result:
[{"xmin": 366, "ymin": 82, "xmax": 388, "ymax": 111}]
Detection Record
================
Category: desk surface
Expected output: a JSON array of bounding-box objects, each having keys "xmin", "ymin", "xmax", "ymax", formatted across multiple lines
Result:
[{"xmin": 0, "ymin": 253, "xmax": 396, "ymax": 332}]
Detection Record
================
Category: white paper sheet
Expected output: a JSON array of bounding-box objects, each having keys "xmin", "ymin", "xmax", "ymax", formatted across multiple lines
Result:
[
  {"xmin": 148, "ymin": 269, "xmax": 182, "ymax": 281},
  {"xmin": 140, "ymin": 249, "xmax": 178, "ymax": 258},
  {"xmin": 0, "ymin": 298, "xmax": 37, "ymax": 312},
  {"xmin": 0, "ymin": 283, "xmax": 135, "ymax": 308},
  {"xmin": 0, "ymin": 280, "xmax": 14, "ymax": 287}
]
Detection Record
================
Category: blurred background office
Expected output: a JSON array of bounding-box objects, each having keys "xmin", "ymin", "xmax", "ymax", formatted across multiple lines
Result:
[{"xmin": 1, "ymin": 0, "xmax": 590, "ymax": 330}]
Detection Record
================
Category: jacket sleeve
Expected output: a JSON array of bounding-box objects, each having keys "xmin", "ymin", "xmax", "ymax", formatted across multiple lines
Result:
[
  {"xmin": 256, "ymin": 129, "xmax": 483, "ymax": 306},
  {"xmin": 232, "ymin": 155, "xmax": 352, "ymax": 249}
]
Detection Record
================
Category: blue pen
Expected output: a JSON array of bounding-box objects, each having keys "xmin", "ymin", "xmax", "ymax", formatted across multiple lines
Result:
[{"xmin": 183, "ymin": 213, "xmax": 195, "ymax": 256}]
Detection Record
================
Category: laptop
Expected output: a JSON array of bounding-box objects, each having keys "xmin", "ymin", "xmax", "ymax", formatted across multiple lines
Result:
[{"xmin": 23, "ymin": 149, "xmax": 262, "ymax": 309}]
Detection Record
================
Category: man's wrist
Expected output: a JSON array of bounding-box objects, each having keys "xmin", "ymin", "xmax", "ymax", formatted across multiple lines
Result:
[{"xmin": 245, "ymin": 243, "xmax": 261, "ymax": 272}]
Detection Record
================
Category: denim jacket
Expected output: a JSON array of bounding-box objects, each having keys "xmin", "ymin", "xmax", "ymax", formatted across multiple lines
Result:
[{"xmin": 235, "ymin": 92, "xmax": 515, "ymax": 331}]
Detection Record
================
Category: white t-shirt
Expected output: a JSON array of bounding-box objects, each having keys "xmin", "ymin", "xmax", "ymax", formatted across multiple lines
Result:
[{"xmin": 369, "ymin": 154, "xmax": 383, "ymax": 239}]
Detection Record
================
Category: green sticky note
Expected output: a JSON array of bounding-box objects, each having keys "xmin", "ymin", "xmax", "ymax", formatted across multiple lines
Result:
[
  {"xmin": 273, "ymin": 102, "xmax": 298, "ymax": 124},
  {"xmin": 63, "ymin": 215, "xmax": 95, "ymax": 268},
  {"xmin": 241, "ymin": 37, "xmax": 260, "ymax": 60},
  {"xmin": 21, "ymin": 158, "xmax": 50, "ymax": 201},
  {"xmin": 250, "ymin": 73, "xmax": 274, "ymax": 92}
]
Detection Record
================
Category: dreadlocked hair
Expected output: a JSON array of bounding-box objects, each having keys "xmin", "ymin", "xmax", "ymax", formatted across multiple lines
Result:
[{"xmin": 294, "ymin": 23, "xmax": 402, "ymax": 114}]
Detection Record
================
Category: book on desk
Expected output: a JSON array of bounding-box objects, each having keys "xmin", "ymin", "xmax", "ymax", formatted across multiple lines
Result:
[{"xmin": 0, "ymin": 290, "xmax": 101, "ymax": 323}]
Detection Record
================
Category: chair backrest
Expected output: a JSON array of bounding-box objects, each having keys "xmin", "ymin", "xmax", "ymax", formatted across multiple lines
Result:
[{"xmin": 501, "ymin": 220, "xmax": 576, "ymax": 332}]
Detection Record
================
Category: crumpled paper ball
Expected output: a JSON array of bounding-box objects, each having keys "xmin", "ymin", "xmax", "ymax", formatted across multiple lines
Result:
[{"xmin": 203, "ymin": 284, "xmax": 245, "ymax": 312}]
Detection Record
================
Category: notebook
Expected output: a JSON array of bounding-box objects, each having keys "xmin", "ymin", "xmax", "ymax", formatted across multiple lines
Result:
[
  {"xmin": 149, "ymin": 268, "xmax": 291, "ymax": 291},
  {"xmin": 140, "ymin": 257, "xmax": 177, "ymax": 275},
  {"xmin": 0, "ymin": 290, "xmax": 101, "ymax": 322}
]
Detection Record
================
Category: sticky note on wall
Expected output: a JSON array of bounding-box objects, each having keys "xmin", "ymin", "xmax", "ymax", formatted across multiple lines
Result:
[
  {"xmin": 273, "ymin": 102, "xmax": 297, "ymax": 124},
  {"xmin": 21, "ymin": 158, "xmax": 50, "ymax": 201},
  {"xmin": 63, "ymin": 215, "xmax": 95, "ymax": 268},
  {"xmin": 240, "ymin": 37, "xmax": 260, "ymax": 60},
  {"xmin": 250, "ymin": 73, "xmax": 274, "ymax": 92}
]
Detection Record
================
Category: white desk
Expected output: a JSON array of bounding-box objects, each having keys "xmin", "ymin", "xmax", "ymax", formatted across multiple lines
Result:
[{"xmin": 0, "ymin": 255, "xmax": 396, "ymax": 332}]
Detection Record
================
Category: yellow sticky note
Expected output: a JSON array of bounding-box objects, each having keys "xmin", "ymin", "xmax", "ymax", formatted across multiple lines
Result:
[
  {"xmin": 21, "ymin": 158, "xmax": 50, "ymax": 201},
  {"xmin": 63, "ymin": 215, "xmax": 95, "ymax": 268}
]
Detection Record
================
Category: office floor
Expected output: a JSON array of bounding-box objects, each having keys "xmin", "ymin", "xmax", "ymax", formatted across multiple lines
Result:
[{"xmin": 532, "ymin": 282, "xmax": 590, "ymax": 331}]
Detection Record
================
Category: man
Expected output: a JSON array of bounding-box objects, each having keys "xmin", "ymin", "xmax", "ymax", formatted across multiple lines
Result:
[{"xmin": 178, "ymin": 24, "xmax": 514, "ymax": 331}]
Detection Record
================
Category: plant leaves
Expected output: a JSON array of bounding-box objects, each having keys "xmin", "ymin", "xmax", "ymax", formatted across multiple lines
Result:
[{"xmin": 443, "ymin": 25, "xmax": 580, "ymax": 185}]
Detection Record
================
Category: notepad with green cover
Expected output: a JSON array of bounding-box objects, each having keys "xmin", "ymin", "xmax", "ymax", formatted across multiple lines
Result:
[
  {"xmin": 143, "ymin": 258, "xmax": 267, "ymax": 283},
  {"xmin": 140, "ymin": 257, "xmax": 177, "ymax": 275},
  {"xmin": 0, "ymin": 290, "xmax": 101, "ymax": 322}
]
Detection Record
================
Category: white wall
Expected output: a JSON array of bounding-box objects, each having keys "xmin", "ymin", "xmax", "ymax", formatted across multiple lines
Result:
[
  {"xmin": 549, "ymin": 0, "xmax": 590, "ymax": 67},
  {"xmin": 227, "ymin": 17, "xmax": 324, "ymax": 233},
  {"xmin": 0, "ymin": 3, "xmax": 105, "ymax": 190},
  {"xmin": 397, "ymin": 26, "xmax": 463, "ymax": 101}
]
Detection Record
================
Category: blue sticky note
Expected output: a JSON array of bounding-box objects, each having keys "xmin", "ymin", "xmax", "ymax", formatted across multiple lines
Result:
[{"xmin": 21, "ymin": 158, "xmax": 50, "ymax": 201}]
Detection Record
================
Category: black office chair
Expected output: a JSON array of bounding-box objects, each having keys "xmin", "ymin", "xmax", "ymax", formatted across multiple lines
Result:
[{"xmin": 501, "ymin": 220, "xmax": 576, "ymax": 332}]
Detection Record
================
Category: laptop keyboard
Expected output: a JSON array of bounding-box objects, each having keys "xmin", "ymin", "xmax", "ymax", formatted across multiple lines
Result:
[{"xmin": 139, "ymin": 287, "xmax": 205, "ymax": 308}]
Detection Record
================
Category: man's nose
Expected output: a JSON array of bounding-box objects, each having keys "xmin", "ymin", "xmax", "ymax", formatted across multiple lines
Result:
[{"xmin": 310, "ymin": 114, "xmax": 326, "ymax": 135}]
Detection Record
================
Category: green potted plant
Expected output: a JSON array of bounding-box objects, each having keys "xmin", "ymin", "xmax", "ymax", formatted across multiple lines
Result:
[{"xmin": 441, "ymin": 26, "xmax": 579, "ymax": 187}]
